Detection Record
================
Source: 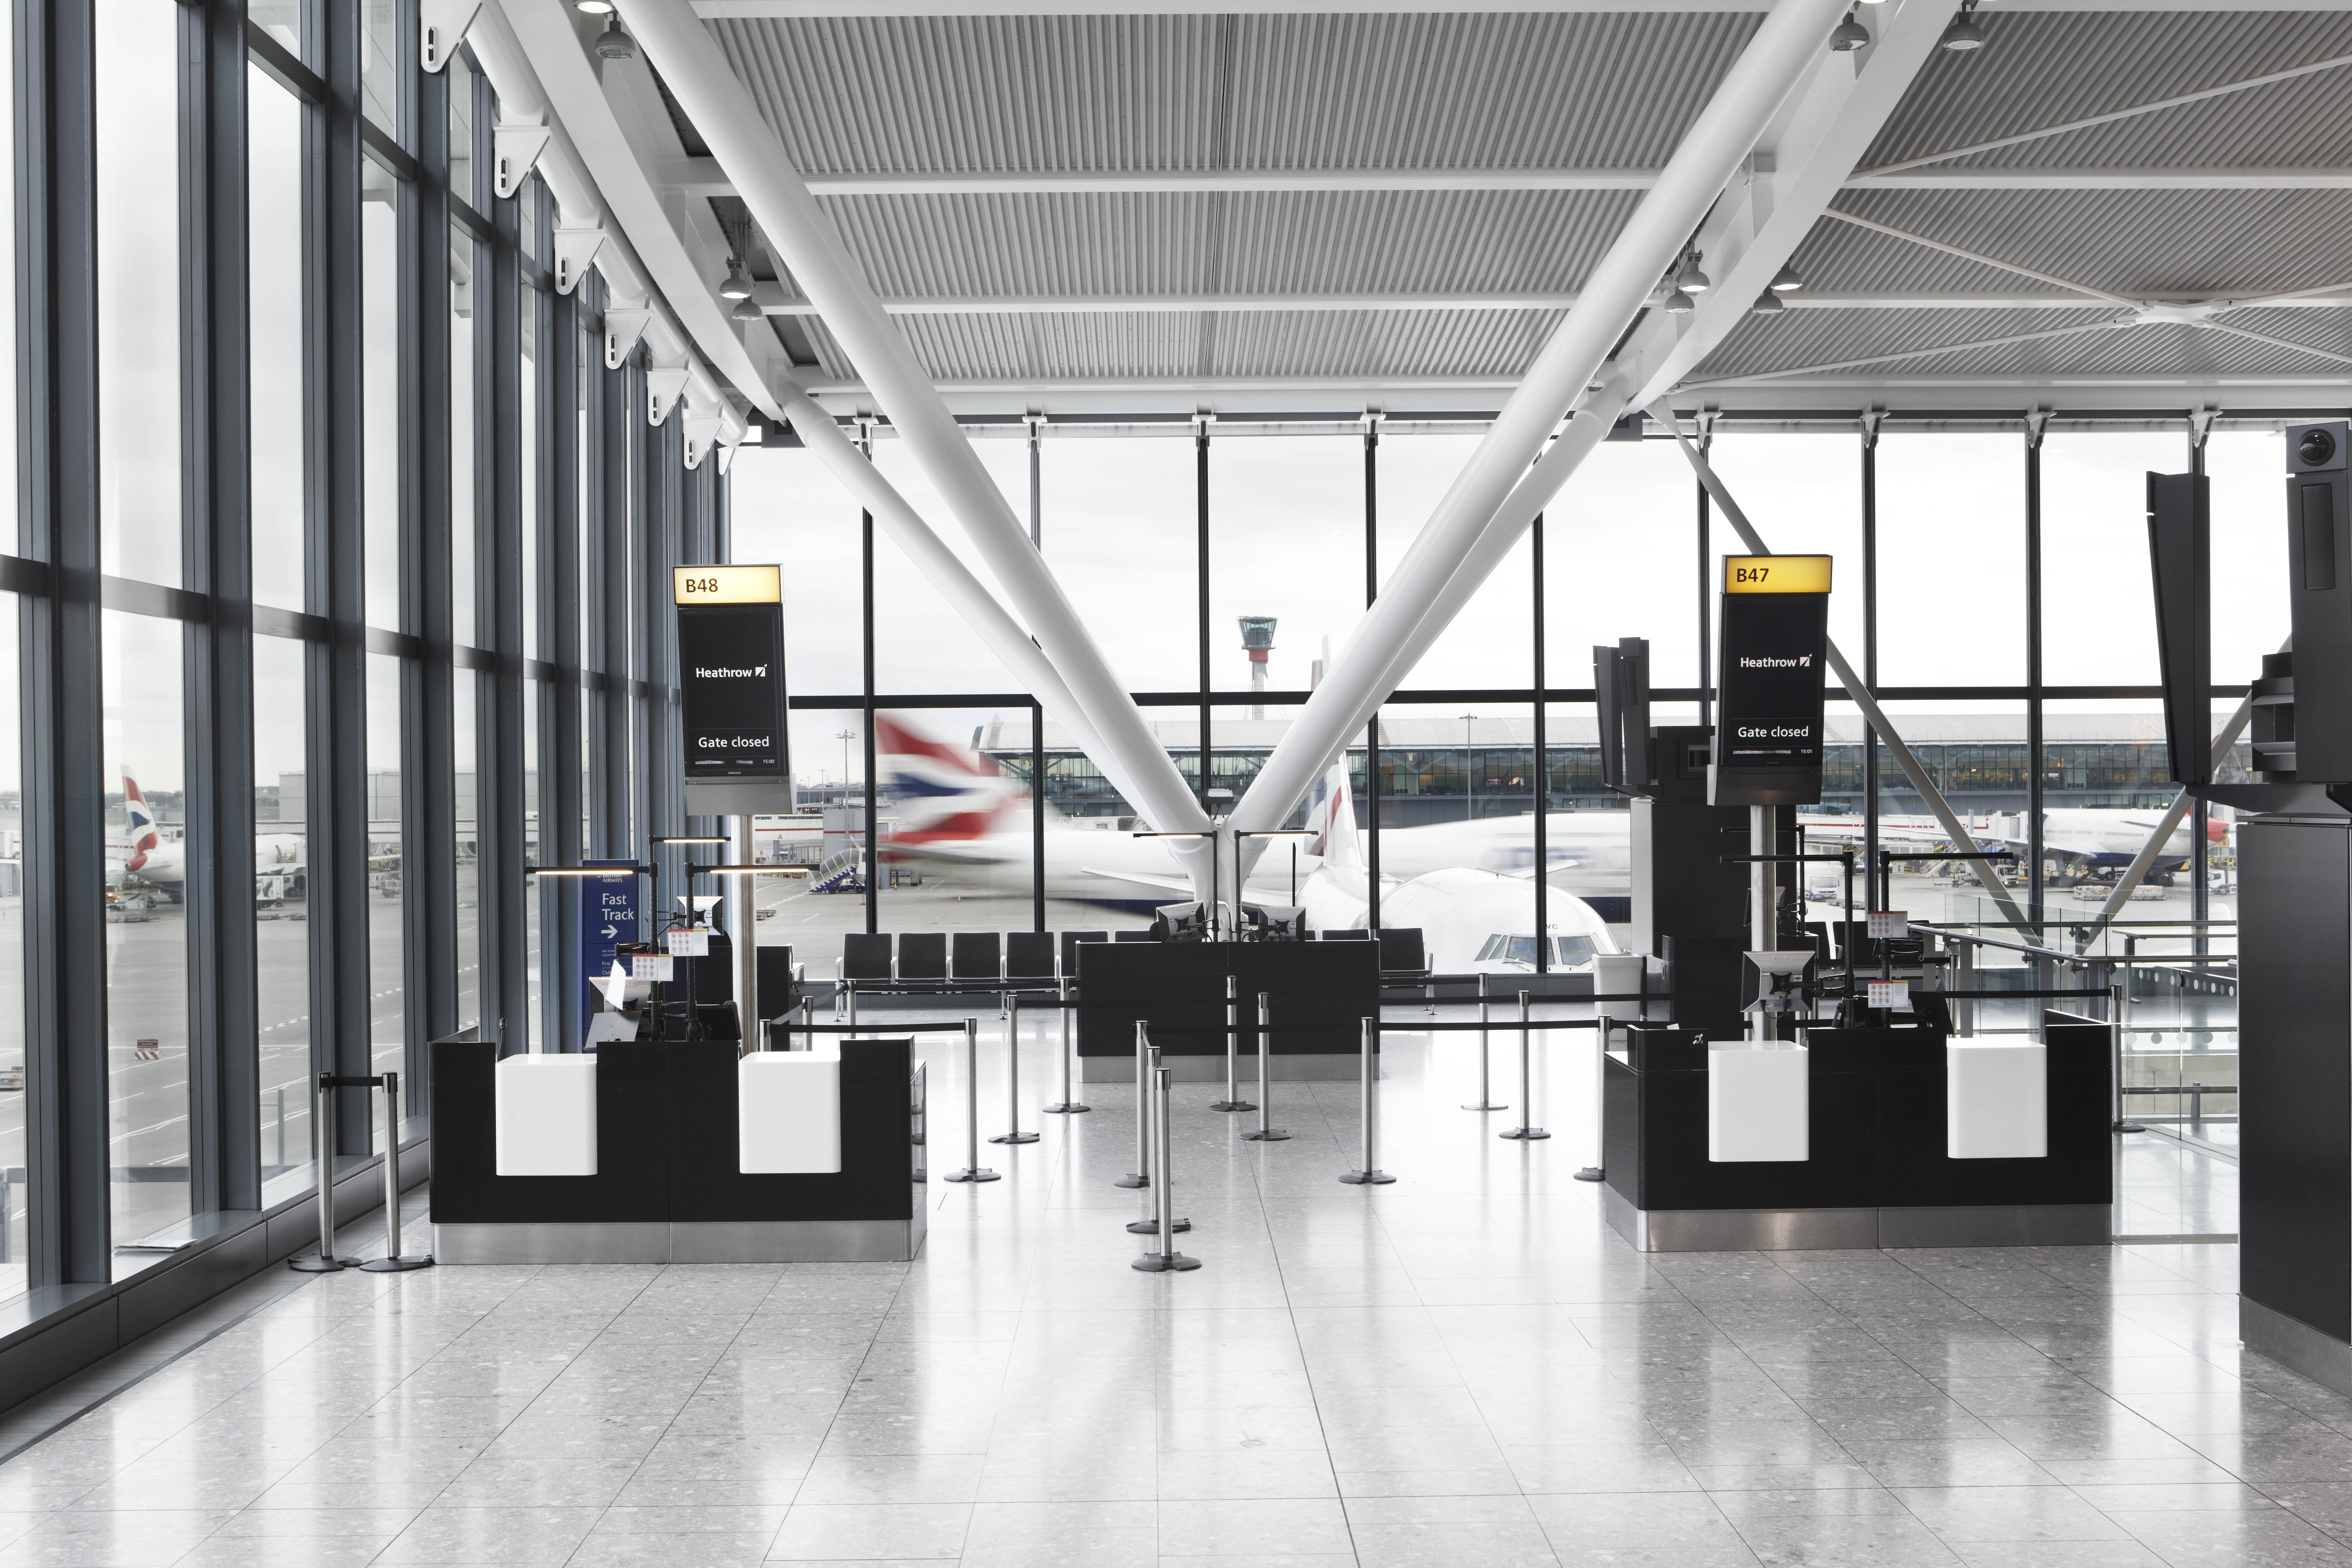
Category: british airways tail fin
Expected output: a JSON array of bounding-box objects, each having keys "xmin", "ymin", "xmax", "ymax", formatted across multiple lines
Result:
[{"xmin": 1304, "ymin": 761, "xmax": 1362, "ymax": 870}]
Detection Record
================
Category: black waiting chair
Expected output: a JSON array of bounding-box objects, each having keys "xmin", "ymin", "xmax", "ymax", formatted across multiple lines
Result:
[
  {"xmin": 836, "ymin": 932, "xmax": 893, "ymax": 1015},
  {"xmin": 1060, "ymin": 931, "xmax": 1108, "ymax": 980},
  {"xmin": 898, "ymin": 932, "xmax": 949, "ymax": 985},
  {"xmin": 1113, "ymin": 930, "xmax": 1158, "ymax": 943},
  {"xmin": 1375, "ymin": 927, "xmax": 1435, "ymax": 1011},
  {"xmin": 1006, "ymin": 932, "xmax": 1058, "ymax": 985},
  {"xmin": 951, "ymin": 932, "xmax": 1003, "ymax": 993},
  {"xmin": 1324, "ymin": 928, "xmax": 1373, "ymax": 940}
]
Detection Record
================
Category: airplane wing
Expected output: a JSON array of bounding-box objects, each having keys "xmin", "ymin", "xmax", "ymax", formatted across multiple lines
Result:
[{"xmin": 1078, "ymin": 866, "xmax": 1194, "ymax": 895}]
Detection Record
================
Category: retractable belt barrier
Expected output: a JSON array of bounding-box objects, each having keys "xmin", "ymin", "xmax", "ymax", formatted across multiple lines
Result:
[{"xmin": 289, "ymin": 1071, "xmax": 432, "ymax": 1275}]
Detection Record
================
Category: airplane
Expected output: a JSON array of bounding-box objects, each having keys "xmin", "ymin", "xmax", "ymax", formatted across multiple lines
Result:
[
  {"xmin": 872, "ymin": 718, "xmax": 1621, "ymax": 971},
  {"xmin": 1287, "ymin": 762, "xmax": 1623, "ymax": 974},
  {"xmin": 1797, "ymin": 807, "xmax": 2228, "ymax": 885},
  {"xmin": 108, "ymin": 772, "xmax": 309, "ymax": 905}
]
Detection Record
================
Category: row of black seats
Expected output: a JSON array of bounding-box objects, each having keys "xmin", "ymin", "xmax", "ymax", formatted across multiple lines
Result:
[{"xmin": 833, "ymin": 926, "xmax": 1429, "ymax": 987}]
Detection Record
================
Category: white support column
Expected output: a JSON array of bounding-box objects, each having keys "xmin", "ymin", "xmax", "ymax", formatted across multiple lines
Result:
[
  {"xmin": 614, "ymin": 0, "xmax": 1212, "ymax": 861},
  {"xmin": 771, "ymin": 384, "xmax": 1154, "ymax": 816},
  {"xmin": 1231, "ymin": 0, "xmax": 1849, "ymax": 840},
  {"xmin": 1231, "ymin": 0, "xmax": 1948, "ymax": 842}
]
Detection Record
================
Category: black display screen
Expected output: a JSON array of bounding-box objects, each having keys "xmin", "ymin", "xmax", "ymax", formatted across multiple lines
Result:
[
  {"xmin": 1716, "ymin": 591, "xmax": 1828, "ymax": 771},
  {"xmin": 678, "ymin": 603, "xmax": 786, "ymax": 777}
]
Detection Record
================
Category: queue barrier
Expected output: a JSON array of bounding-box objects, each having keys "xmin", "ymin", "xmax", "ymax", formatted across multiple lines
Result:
[{"xmin": 289, "ymin": 1070, "xmax": 432, "ymax": 1275}]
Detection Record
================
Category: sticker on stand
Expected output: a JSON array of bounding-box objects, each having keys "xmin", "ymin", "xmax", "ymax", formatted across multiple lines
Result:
[
  {"xmin": 1868, "ymin": 980, "xmax": 1911, "ymax": 1011},
  {"xmin": 1866, "ymin": 910, "xmax": 1908, "ymax": 939},
  {"xmin": 665, "ymin": 928, "xmax": 710, "ymax": 957},
  {"xmin": 630, "ymin": 954, "xmax": 676, "ymax": 981}
]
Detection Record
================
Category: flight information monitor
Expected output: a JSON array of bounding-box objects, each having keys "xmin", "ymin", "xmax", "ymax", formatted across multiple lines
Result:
[
  {"xmin": 1712, "ymin": 554, "xmax": 1831, "ymax": 807},
  {"xmin": 674, "ymin": 565, "xmax": 792, "ymax": 813}
]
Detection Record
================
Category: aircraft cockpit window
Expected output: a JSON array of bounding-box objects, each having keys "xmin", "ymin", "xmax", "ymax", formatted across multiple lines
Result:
[{"xmin": 1555, "ymin": 936, "xmax": 1598, "ymax": 967}]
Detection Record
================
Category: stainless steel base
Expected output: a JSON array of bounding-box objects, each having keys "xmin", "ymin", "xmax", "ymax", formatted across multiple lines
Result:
[
  {"xmin": 435, "ymin": 1219, "xmax": 924, "ymax": 1264},
  {"xmin": 2243, "ymin": 1297, "xmax": 2352, "ymax": 1400},
  {"xmin": 1081, "ymin": 1052, "xmax": 1364, "ymax": 1083},
  {"xmin": 1602, "ymin": 1186, "xmax": 2112, "ymax": 1252}
]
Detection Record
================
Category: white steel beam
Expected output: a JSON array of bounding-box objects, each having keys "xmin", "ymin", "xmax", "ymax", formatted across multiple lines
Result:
[
  {"xmin": 769, "ymin": 382, "xmax": 1153, "ymax": 814},
  {"xmin": 753, "ymin": 286, "xmax": 2352, "ymax": 316},
  {"xmin": 658, "ymin": 159, "xmax": 2352, "ymax": 199},
  {"xmin": 613, "ymin": 0, "xmax": 1215, "ymax": 859},
  {"xmin": 1227, "ymin": 0, "xmax": 1949, "ymax": 851},
  {"xmin": 1229, "ymin": 0, "xmax": 1854, "ymax": 849},
  {"xmin": 483, "ymin": 0, "xmax": 779, "ymax": 425}
]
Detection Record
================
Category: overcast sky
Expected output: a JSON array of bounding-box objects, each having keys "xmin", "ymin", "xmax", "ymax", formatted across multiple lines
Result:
[{"xmin": 732, "ymin": 423, "xmax": 2295, "ymax": 787}]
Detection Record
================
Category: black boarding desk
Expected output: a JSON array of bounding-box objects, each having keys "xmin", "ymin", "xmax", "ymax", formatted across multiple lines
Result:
[
  {"xmin": 431, "ymin": 1038, "xmax": 925, "ymax": 1264},
  {"xmin": 1074, "ymin": 940, "xmax": 1380, "ymax": 1083},
  {"xmin": 1600, "ymin": 1016, "xmax": 2112, "ymax": 1251}
]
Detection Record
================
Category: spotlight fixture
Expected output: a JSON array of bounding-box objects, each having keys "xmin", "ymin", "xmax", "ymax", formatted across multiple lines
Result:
[
  {"xmin": 731, "ymin": 293, "xmax": 763, "ymax": 323},
  {"xmin": 1769, "ymin": 262, "xmax": 1804, "ymax": 293},
  {"xmin": 574, "ymin": 0, "xmax": 614, "ymax": 13},
  {"xmin": 1751, "ymin": 290, "xmax": 1785, "ymax": 316},
  {"xmin": 1940, "ymin": 0, "xmax": 1987, "ymax": 52},
  {"xmin": 1674, "ymin": 250, "xmax": 1710, "ymax": 294},
  {"xmin": 1663, "ymin": 288, "xmax": 1695, "ymax": 315},
  {"xmin": 595, "ymin": 17, "xmax": 638, "ymax": 61},
  {"xmin": 718, "ymin": 258, "xmax": 753, "ymax": 301},
  {"xmin": 1831, "ymin": 10, "xmax": 1870, "ymax": 51}
]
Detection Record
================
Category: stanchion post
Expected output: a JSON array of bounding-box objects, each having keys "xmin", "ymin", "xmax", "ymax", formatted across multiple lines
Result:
[
  {"xmin": 361, "ymin": 1072, "xmax": 433, "ymax": 1271},
  {"xmin": 1127, "ymin": 1040, "xmax": 1191, "ymax": 1236},
  {"xmin": 1116, "ymin": 1020, "xmax": 1150, "ymax": 1188},
  {"xmin": 1043, "ymin": 976, "xmax": 1088, "ymax": 1114},
  {"xmin": 944, "ymin": 1019, "xmax": 1001, "ymax": 1182},
  {"xmin": 1133, "ymin": 1055, "xmax": 1199, "ymax": 1271},
  {"xmin": 290, "ymin": 1073, "xmax": 349, "ymax": 1271},
  {"xmin": 1501, "ymin": 990, "xmax": 1550, "ymax": 1140},
  {"xmin": 1339, "ymin": 1017, "xmax": 1395, "ymax": 1184},
  {"xmin": 992, "ymin": 997, "xmax": 1039, "ymax": 1146},
  {"xmin": 1245, "ymin": 991, "xmax": 1288, "ymax": 1142},
  {"xmin": 1464, "ymin": 972, "xmax": 1504, "ymax": 1111},
  {"xmin": 1211, "ymin": 973, "xmax": 1253, "ymax": 1112}
]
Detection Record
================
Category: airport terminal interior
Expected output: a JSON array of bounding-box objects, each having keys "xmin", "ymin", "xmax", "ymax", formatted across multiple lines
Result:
[{"xmin": 0, "ymin": 0, "xmax": 2347, "ymax": 1563}]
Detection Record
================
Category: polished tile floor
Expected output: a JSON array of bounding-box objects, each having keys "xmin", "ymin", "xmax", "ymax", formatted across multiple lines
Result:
[{"xmin": 0, "ymin": 1010, "xmax": 2324, "ymax": 1566}]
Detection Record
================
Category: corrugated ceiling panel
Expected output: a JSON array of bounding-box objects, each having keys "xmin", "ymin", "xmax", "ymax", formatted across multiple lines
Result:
[
  {"xmin": 812, "ymin": 190, "xmax": 1637, "ymax": 299},
  {"xmin": 1829, "ymin": 189, "xmax": 2352, "ymax": 300},
  {"xmin": 1697, "ymin": 309, "xmax": 2337, "ymax": 383},
  {"xmin": 706, "ymin": 12, "xmax": 1756, "ymax": 176},
  {"xmin": 830, "ymin": 309, "xmax": 1565, "ymax": 384},
  {"xmin": 1863, "ymin": 12, "xmax": 2352, "ymax": 170},
  {"xmin": 1694, "ymin": 307, "xmax": 2123, "ymax": 380}
]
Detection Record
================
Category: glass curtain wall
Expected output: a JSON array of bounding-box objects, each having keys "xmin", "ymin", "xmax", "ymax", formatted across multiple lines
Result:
[{"xmin": 0, "ymin": 11, "xmax": 693, "ymax": 1309}]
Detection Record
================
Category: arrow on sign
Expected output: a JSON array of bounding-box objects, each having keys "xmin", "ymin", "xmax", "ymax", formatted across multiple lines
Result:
[{"xmin": 602, "ymin": 925, "xmax": 618, "ymax": 939}]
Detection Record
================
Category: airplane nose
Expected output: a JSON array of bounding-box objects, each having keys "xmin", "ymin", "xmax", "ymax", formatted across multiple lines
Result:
[{"xmin": 2207, "ymin": 815, "xmax": 2229, "ymax": 842}]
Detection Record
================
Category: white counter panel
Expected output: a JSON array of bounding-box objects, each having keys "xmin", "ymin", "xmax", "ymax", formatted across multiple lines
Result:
[
  {"xmin": 495, "ymin": 1053, "xmax": 599, "ymax": 1176},
  {"xmin": 739, "ymin": 1047, "xmax": 843, "ymax": 1174},
  {"xmin": 1707, "ymin": 1043, "xmax": 1809, "ymax": 1163},
  {"xmin": 1947, "ymin": 1037, "xmax": 2048, "ymax": 1160}
]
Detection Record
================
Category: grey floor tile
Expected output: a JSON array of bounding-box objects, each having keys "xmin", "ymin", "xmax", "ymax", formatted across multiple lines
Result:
[{"xmin": 769, "ymin": 1501, "xmax": 973, "ymax": 1561}]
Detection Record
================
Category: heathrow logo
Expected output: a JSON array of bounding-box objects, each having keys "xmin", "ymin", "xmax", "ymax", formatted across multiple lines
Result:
[
  {"xmin": 694, "ymin": 664, "xmax": 768, "ymax": 678},
  {"xmin": 1738, "ymin": 654, "xmax": 1812, "ymax": 669}
]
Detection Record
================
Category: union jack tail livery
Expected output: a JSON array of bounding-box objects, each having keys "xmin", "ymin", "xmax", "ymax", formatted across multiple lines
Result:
[
  {"xmin": 874, "ymin": 714, "xmax": 1026, "ymax": 847},
  {"xmin": 123, "ymin": 773, "xmax": 159, "ymax": 873}
]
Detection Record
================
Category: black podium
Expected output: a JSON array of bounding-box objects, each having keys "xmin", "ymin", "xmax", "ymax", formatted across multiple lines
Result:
[
  {"xmin": 430, "ymin": 1037, "xmax": 926, "ymax": 1263},
  {"xmin": 1601, "ymin": 1018, "xmax": 2112, "ymax": 1250}
]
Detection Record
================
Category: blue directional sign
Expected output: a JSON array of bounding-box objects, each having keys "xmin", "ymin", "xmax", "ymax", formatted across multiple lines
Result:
[{"xmin": 576, "ymin": 859, "xmax": 642, "ymax": 1049}]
